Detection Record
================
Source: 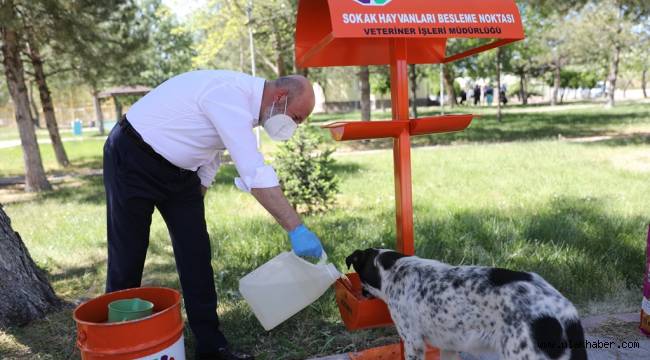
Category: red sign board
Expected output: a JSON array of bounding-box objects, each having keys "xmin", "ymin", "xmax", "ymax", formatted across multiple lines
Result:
[{"xmin": 295, "ymin": 0, "xmax": 525, "ymax": 67}]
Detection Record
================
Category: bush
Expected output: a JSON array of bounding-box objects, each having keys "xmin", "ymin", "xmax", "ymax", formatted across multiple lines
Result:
[{"xmin": 274, "ymin": 125, "xmax": 339, "ymax": 214}]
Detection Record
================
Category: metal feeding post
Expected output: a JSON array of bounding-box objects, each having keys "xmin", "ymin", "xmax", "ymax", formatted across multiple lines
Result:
[{"xmin": 295, "ymin": 1, "xmax": 524, "ymax": 358}]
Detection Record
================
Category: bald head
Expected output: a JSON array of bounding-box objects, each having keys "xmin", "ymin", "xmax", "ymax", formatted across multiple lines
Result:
[{"xmin": 261, "ymin": 74, "xmax": 315, "ymax": 125}]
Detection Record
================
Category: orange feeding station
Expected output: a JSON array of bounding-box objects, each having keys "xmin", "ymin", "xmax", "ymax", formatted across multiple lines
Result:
[{"xmin": 295, "ymin": 1, "xmax": 524, "ymax": 359}]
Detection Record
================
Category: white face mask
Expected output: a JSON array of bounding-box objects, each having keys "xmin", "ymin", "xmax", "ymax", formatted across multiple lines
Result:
[{"xmin": 263, "ymin": 97, "xmax": 297, "ymax": 141}]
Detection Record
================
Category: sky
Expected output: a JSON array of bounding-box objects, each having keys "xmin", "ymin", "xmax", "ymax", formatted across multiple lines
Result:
[{"xmin": 162, "ymin": 0, "xmax": 207, "ymax": 19}]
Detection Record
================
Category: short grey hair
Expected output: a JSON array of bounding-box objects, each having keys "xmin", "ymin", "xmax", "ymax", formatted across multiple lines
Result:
[{"xmin": 274, "ymin": 75, "xmax": 308, "ymax": 103}]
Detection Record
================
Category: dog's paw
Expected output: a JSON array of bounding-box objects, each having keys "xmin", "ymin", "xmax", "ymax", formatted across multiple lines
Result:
[{"xmin": 361, "ymin": 288, "xmax": 372, "ymax": 298}]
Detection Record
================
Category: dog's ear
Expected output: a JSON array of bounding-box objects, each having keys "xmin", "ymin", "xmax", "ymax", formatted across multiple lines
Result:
[
  {"xmin": 378, "ymin": 251, "xmax": 407, "ymax": 270},
  {"xmin": 346, "ymin": 250, "xmax": 364, "ymax": 269},
  {"xmin": 360, "ymin": 248, "xmax": 382, "ymax": 290}
]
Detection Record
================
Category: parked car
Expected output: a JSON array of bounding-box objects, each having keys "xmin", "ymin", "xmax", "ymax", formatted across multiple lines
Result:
[{"xmin": 590, "ymin": 81, "xmax": 606, "ymax": 98}]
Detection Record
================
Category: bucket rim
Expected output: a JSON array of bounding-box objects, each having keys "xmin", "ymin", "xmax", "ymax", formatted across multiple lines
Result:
[{"xmin": 73, "ymin": 287, "xmax": 181, "ymax": 327}]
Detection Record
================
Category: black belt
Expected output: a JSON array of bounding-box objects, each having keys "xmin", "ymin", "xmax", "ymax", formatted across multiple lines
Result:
[{"xmin": 118, "ymin": 115, "xmax": 191, "ymax": 173}]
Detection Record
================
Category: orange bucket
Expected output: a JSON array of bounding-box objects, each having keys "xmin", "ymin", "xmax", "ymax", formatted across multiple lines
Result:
[{"xmin": 73, "ymin": 287, "xmax": 185, "ymax": 360}]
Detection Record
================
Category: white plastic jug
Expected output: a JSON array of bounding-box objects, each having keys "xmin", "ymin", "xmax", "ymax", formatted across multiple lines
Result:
[{"xmin": 239, "ymin": 251, "xmax": 341, "ymax": 330}]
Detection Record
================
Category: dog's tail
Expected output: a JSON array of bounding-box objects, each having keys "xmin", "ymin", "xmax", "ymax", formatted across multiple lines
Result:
[{"xmin": 531, "ymin": 316, "xmax": 587, "ymax": 360}]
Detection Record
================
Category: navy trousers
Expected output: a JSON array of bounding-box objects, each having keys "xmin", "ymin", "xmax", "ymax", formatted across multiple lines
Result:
[{"xmin": 103, "ymin": 123, "xmax": 228, "ymax": 353}]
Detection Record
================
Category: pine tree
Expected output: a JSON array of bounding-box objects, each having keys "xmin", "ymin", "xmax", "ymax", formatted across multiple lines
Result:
[{"xmin": 274, "ymin": 126, "xmax": 339, "ymax": 214}]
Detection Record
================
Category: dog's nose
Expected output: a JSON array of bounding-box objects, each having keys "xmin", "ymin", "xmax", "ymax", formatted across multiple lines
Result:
[
  {"xmin": 346, "ymin": 250, "xmax": 364, "ymax": 269},
  {"xmin": 345, "ymin": 255, "xmax": 354, "ymax": 269}
]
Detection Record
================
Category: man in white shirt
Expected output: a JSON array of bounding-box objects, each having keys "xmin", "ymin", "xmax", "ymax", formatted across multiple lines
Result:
[{"xmin": 103, "ymin": 70, "xmax": 323, "ymax": 360}]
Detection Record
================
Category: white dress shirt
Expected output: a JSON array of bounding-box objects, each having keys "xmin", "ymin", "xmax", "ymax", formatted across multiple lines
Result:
[{"xmin": 126, "ymin": 70, "xmax": 279, "ymax": 191}]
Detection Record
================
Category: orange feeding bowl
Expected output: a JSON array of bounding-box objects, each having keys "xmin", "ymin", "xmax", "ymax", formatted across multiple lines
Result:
[
  {"xmin": 323, "ymin": 121, "xmax": 408, "ymax": 141},
  {"xmin": 335, "ymin": 273, "xmax": 393, "ymax": 331},
  {"xmin": 322, "ymin": 115, "xmax": 475, "ymax": 141}
]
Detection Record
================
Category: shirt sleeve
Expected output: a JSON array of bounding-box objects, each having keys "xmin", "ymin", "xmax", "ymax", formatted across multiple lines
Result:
[
  {"xmin": 197, "ymin": 85, "xmax": 280, "ymax": 192},
  {"xmin": 197, "ymin": 151, "xmax": 222, "ymax": 188}
]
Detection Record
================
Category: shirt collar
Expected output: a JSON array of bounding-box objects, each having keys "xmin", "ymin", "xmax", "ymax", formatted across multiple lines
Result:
[{"xmin": 251, "ymin": 77, "xmax": 266, "ymax": 127}]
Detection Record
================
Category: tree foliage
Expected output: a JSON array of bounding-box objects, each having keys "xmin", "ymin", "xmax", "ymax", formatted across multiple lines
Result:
[
  {"xmin": 129, "ymin": 0, "xmax": 196, "ymax": 86},
  {"xmin": 190, "ymin": 0, "xmax": 297, "ymax": 79},
  {"xmin": 369, "ymin": 66, "xmax": 391, "ymax": 99}
]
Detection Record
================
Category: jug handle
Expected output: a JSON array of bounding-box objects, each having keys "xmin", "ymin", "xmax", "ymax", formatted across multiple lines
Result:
[
  {"xmin": 318, "ymin": 251, "xmax": 328, "ymax": 265},
  {"xmin": 292, "ymin": 250, "xmax": 328, "ymax": 266}
]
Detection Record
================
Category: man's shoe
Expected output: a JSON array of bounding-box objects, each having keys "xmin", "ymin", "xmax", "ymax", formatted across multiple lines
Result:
[{"xmin": 195, "ymin": 347, "xmax": 255, "ymax": 360}]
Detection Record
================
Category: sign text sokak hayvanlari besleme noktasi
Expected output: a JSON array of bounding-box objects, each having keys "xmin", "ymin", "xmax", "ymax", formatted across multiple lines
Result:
[{"xmin": 342, "ymin": 13, "xmax": 516, "ymax": 25}]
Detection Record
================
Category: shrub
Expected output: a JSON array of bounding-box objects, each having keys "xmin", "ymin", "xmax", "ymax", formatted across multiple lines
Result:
[{"xmin": 274, "ymin": 125, "xmax": 339, "ymax": 214}]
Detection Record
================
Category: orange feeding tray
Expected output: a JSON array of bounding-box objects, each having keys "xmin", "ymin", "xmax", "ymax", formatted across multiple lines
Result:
[
  {"xmin": 323, "ymin": 121, "xmax": 408, "ymax": 141},
  {"xmin": 335, "ymin": 273, "xmax": 393, "ymax": 331},
  {"xmin": 295, "ymin": 0, "xmax": 524, "ymax": 357},
  {"xmin": 409, "ymin": 115, "xmax": 474, "ymax": 136},
  {"xmin": 350, "ymin": 343, "xmax": 440, "ymax": 360},
  {"xmin": 323, "ymin": 115, "xmax": 475, "ymax": 141}
]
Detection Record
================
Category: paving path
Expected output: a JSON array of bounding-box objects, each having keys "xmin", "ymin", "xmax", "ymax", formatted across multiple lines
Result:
[
  {"xmin": 309, "ymin": 313, "xmax": 650, "ymax": 360},
  {"xmin": 0, "ymin": 135, "xmax": 107, "ymax": 149},
  {"xmin": 0, "ymin": 168, "xmax": 103, "ymax": 187}
]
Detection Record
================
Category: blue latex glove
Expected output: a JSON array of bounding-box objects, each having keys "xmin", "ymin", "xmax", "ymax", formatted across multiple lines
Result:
[{"xmin": 288, "ymin": 224, "xmax": 323, "ymax": 258}]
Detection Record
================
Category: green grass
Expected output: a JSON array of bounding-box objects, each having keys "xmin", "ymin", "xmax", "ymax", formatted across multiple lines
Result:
[
  {"xmin": 1, "ymin": 102, "xmax": 650, "ymax": 359},
  {"xmin": 0, "ymin": 140, "xmax": 106, "ymax": 178},
  {"xmin": 311, "ymin": 101, "xmax": 650, "ymax": 149}
]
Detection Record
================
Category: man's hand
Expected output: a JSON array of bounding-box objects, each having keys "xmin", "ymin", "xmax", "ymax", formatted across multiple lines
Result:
[
  {"xmin": 250, "ymin": 186, "xmax": 322, "ymax": 256},
  {"xmin": 288, "ymin": 224, "xmax": 323, "ymax": 258},
  {"xmin": 200, "ymin": 185, "xmax": 207, "ymax": 197}
]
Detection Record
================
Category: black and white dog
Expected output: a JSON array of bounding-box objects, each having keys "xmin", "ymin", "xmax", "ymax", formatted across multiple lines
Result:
[{"xmin": 345, "ymin": 248, "xmax": 587, "ymax": 360}]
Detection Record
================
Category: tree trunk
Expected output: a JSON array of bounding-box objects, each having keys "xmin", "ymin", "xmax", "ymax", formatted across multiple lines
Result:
[
  {"xmin": 92, "ymin": 89, "xmax": 105, "ymax": 135},
  {"xmin": 0, "ymin": 204, "xmax": 61, "ymax": 328},
  {"xmin": 551, "ymin": 64, "xmax": 561, "ymax": 106},
  {"xmin": 27, "ymin": 36, "xmax": 70, "ymax": 167},
  {"xmin": 273, "ymin": 26, "xmax": 285, "ymax": 77},
  {"xmin": 113, "ymin": 96, "xmax": 122, "ymax": 122},
  {"xmin": 606, "ymin": 43, "xmax": 621, "ymax": 108},
  {"xmin": 1, "ymin": 26, "xmax": 51, "ymax": 192},
  {"xmin": 442, "ymin": 64, "xmax": 457, "ymax": 107},
  {"xmin": 606, "ymin": 8, "xmax": 624, "ymax": 108},
  {"xmin": 622, "ymin": 79, "xmax": 631, "ymax": 98},
  {"xmin": 276, "ymin": 49, "xmax": 285, "ymax": 77},
  {"xmin": 519, "ymin": 71, "xmax": 528, "ymax": 105},
  {"xmin": 27, "ymin": 81, "xmax": 40, "ymax": 128},
  {"xmin": 496, "ymin": 48, "xmax": 502, "ymax": 122},
  {"xmin": 359, "ymin": 66, "xmax": 371, "ymax": 121},
  {"xmin": 409, "ymin": 64, "xmax": 418, "ymax": 118},
  {"xmin": 643, "ymin": 67, "xmax": 648, "ymax": 98}
]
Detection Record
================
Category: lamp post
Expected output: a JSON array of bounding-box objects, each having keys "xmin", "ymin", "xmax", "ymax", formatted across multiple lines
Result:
[{"xmin": 247, "ymin": 0, "xmax": 260, "ymax": 148}]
